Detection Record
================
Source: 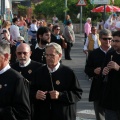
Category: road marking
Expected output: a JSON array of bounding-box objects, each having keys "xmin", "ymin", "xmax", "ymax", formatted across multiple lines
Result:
[
  {"xmin": 77, "ymin": 110, "xmax": 95, "ymax": 115},
  {"xmin": 76, "ymin": 117, "xmax": 96, "ymax": 120}
]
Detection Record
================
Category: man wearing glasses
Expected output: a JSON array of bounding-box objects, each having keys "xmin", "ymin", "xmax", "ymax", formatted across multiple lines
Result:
[
  {"xmin": 51, "ymin": 25, "xmax": 65, "ymax": 47},
  {"xmin": 0, "ymin": 41, "xmax": 30, "ymax": 120},
  {"xmin": 102, "ymin": 31, "xmax": 120, "ymax": 120},
  {"xmin": 11, "ymin": 43, "xmax": 43, "ymax": 120},
  {"xmin": 30, "ymin": 42, "xmax": 83, "ymax": 120},
  {"xmin": 85, "ymin": 29, "xmax": 114, "ymax": 120},
  {"xmin": 11, "ymin": 43, "xmax": 43, "ymax": 83}
]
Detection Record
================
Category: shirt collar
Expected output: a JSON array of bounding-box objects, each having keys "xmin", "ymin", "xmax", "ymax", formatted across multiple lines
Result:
[
  {"xmin": 0, "ymin": 64, "xmax": 11, "ymax": 74},
  {"xmin": 19, "ymin": 59, "xmax": 31, "ymax": 67},
  {"xmin": 35, "ymin": 43, "xmax": 45, "ymax": 49},
  {"xmin": 100, "ymin": 46, "xmax": 111, "ymax": 53},
  {"xmin": 47, "ymin": 62, "xmax": 60, "ymax": 73}
]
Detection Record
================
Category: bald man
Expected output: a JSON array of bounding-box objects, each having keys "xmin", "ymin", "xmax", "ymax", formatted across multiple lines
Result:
[
  {"xmin": 11, "ymin": 43, "xmax": 43, "ymax": 83},
  {"xmin": 11, "ymin": 43, "xmax": 43, "ymax": 120}
]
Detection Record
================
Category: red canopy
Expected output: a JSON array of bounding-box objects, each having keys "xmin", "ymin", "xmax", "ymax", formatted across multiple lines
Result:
[{"xmin": 91, "ymin": 5, "xmax": 120, "ymax": 12}]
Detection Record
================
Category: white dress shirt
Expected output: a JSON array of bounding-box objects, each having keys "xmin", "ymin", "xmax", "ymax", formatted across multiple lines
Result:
[
  {"xmin": 10, "ymin": 25, "xmax": 20, "ymax": 41},
  {"xmin": 47, "ymin": 62, "xmax": 60, "ymax": 73},
  {"xmin": 30, "ymin": 24, "xmax": 38, "ymax": 31},
  {"xmin": 0, "ymin": 64, "xmax": 11, "ymax": 74},
  {"xmin": 83, "ymin": 34, "xmax": 99, "ymax": 50}
]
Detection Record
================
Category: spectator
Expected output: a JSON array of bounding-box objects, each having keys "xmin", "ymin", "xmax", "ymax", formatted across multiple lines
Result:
[
  {"xmin": 63, "ymin": 21, "xmax": 75, "ymax": 60},
  {"xmin": 84, "ymin": 18, "xmax": 92, "ymax": 44},
  {"xmin": 52, "ymin": 15, "xmax": 59, "ymax": 25}
]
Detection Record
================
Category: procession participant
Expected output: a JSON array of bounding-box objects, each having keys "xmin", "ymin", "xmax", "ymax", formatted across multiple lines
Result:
[
  {"xmin": 30, "ymin": 42, "xmax": 83, "ymax": 120},
  {"xmin": 0, "ymin": 41, "xmax": 30, "ymax": 120}
]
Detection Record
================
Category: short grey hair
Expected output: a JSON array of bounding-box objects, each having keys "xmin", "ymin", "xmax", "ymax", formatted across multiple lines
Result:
[
  {"xmin": 0, "ymin": 41, "xmax": 10, "ymax": 54},
  {"xmin": 45, "ymin": 42, "xmax": 62, "ymax": 54},
  {"xmin": 86, "ymin": 18, "xmax": 91, "ymax": 22},
  {"xmin": 99, "ymin": 29, "xmax": 112, "ymax": 39}
]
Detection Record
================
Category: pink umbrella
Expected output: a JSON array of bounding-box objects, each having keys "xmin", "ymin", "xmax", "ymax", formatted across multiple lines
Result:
[{"xmin": 91, "ymin": 5, "xmax": 120, "ymax": 12}]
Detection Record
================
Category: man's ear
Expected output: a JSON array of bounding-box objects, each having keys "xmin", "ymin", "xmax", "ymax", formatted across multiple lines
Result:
[
  {"xmin": 4, "ymin": 53, "xmax": 10, "ymax": 61},
  {"xmin": 59, "ymin": 53, "xmax": 62, "ymax": 60}
]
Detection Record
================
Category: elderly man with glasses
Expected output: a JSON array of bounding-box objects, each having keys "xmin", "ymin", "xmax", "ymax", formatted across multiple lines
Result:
[
  {"xmin": 30, "ymin": 42, "xmax": 83, "ymax": 120},
  {"xmin": 85, "ymin": 29, "xmax": 114, "ymax": 120},
  {"xmin": 11, "ymin": 43, "xmax": 43, "ymax": 83}
]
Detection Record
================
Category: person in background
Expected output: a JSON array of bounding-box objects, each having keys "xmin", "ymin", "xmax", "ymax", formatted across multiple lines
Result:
[
  {"xmin": 84, "ymin": 17, "xmax": 92, "ymax": 44},
  {"xmin": 85, "ymin": 29, "xmax": 113, "ymax": 120},
  {"xmin": 63, "ymin": 21, "xmax": 75, "ymax": 60},
  {"xmin": 16, "ymin": 36, "xmax": 25, "ymax": 46},
  {"xmin": 51, "ymin": 25, "xmax": 65, "ymax": 47},
  {"xmin": 83, "ymin": 26, "xmax": 101, "ymax": 55},
  {"xmin": 52, "ymin": 15, "xmax": 59, "ymax": 25},
  {"xmin": 31, "ymin": 27, "xmax": 51, "ymax": 64},
  {"xmin": 0, "ymin": 41, "xmax": 31, "ymax": 120},
  {"xmin": 0, "ymin": 20, "xmax": 11, "ymax": 44},
  {"xmin": 102, "ymin": 31, "xmax": 120, "ymax": 120},
  {"xmin": 10, "ymin": 17, "xmax": 20, "ymax": 64},
  {"xmin": 28, "ymin": 19, "xmax": 38, "ymax": 46},
  {"xmin": 63, "ymin": 14, "xmax": 72, "ymax": 27},
  {"xmin": 47, "ymin": 23, "xmax": 53, "ymax": 32},
  {"xmin": 10, "ymin": 17, "xmax": 20, "ymax": 42},
  {"xmin": 30, "ymin": 42, "xmax": 83, "ymax": 120},
  {"xmin": 97, "ymin": 24, "xmax": 103, "ymax": 34},
  {"xmin": 18, "ymin": 16, "xmax": 27, "ymax": 27}
]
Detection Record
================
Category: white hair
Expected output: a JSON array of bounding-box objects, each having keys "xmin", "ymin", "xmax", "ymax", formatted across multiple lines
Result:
[{"xmin": 86, "ymin": 18, "xmax": 91, "ymax": 22}]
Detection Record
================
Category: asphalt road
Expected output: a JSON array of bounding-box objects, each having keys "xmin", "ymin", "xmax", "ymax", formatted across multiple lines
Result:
[{"xmin": 62, "ymin": 34, "xmax": 96, "ymax": 120}]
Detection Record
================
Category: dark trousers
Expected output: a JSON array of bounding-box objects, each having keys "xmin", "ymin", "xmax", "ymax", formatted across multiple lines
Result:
[
  {"xmin": 105, "ymin": 109, "xmax": 120, "ymax": 120},
  {"xmin": 64, "ymin": 42, "xmax": 73, "ymax": 59},
  {"xmin": 84, "ymin": 33, "xmax": 87, "ymax": 45},
  {"xmin": 94, "ymin": 101, "xmax": 105, "ymax": 120}
]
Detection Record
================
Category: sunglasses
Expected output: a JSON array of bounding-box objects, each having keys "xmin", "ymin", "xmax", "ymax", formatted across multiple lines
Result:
[
  {"xmin": 102, "ymin": 38, "xmax": 112, "ymax": 41},
  {"xmin": 112, "ymin": 40, "xmax": 120, "ymax": 43},
  {"xmin": 17, "ymin": 52, "xmax": 28, "ymax": 55}
]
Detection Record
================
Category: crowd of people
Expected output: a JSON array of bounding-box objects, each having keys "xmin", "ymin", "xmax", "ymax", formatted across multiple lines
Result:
[
  {"xmin": 1, "ymin": 12, "xmax": 120, "ymax": 120},
  {"xmin": 83, "ymin": 13, "xmax": 120, "ymax": 120},
  {"xmin": 0, "ymin": 14, "xmax": 82, "ymax": 120}
]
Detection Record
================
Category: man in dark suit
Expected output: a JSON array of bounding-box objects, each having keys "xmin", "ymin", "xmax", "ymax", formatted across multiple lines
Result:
[
  {"xmin": 0, "ymin": 41, "xmax": 30, "ymax": 120},
  {"xmin": 85, "ymin": 29, "xmax": 113, "ymax": 120},
  {"xmin": 11, "ymin": 43, "xmax": 43, "ymax": 83},
  {"xmin": 30, "ymin": 42, "xmax": 83, "ymax": 120}
]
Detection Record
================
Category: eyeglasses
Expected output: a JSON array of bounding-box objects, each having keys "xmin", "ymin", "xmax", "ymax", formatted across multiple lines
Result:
[
  {"xmin": 17, "ymin": 52, "xmax": 28, "ymax": 55},
  {"xmin": 45, "ymin": 54, "xmax": 57, "ymax": 58},
  {"xmin": 102, "ymin": 38, "xmax": 112, "ymax": 41},
  {"xmin": 112, "ymin": 40, "xmax": 120, "ymax": 43}
]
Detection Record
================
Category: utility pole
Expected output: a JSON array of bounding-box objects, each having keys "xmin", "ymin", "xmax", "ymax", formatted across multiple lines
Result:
[
  {"xmin": 65, "ymin": 0, "xmax": 67, "ymax": 18},
  {"xmin": 1, "ymin": 0, "xmax": 5, "ymax": 18}
]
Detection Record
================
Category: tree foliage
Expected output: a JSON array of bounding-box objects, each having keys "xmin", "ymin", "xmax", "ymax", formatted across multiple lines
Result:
[{"xmin": 33, "ymin": 0, "xmax": 120, "ymax": 23}]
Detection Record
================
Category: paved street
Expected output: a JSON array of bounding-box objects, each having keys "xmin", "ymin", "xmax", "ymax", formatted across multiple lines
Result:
[{"xmin": 62, "ymin": 34, "xmax": 96, "ymax": 120}]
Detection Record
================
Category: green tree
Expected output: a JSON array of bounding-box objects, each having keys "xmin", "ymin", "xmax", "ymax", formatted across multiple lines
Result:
[{"xmin": 34, "ymin": 0, "xmax": 80, "ymax": 22}]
